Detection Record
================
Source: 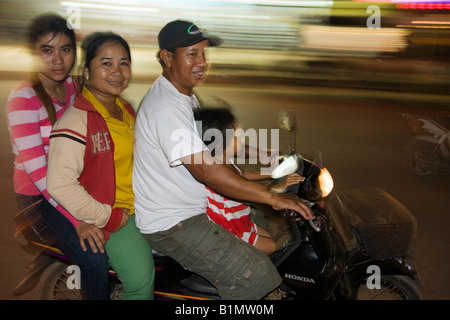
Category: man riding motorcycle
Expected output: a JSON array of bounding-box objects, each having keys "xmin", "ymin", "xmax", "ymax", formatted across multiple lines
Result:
[{"xmin": 132, "ymin": 20, "xmax": 313, "ymax": 300}]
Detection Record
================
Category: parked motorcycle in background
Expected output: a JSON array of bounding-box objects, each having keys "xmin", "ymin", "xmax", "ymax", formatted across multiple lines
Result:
[{"xmin": 401, "ymin": 112, "xmax": 450, "ymax": 176}]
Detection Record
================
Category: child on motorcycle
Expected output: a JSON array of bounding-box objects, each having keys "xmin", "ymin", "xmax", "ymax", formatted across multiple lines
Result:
[{"xmin": 194, "ymin": 106, "xmax": 304, "ymax": 255}]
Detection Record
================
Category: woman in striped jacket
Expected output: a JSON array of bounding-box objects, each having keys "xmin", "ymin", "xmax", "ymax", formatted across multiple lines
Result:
[{"xmin": 6, "ymin": 14, "xmax": 110, "ymax": 299}]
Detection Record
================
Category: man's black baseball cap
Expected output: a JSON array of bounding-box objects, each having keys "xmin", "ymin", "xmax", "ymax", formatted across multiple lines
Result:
[{"xmin": 158, "ymin": 20, "xmax": 223, "ymax": 50}]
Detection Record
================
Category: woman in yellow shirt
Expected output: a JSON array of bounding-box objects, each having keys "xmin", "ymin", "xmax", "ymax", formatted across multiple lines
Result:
[{"xmin": 48, "ymin": 32, "xmax": 154, "ymax": 299}]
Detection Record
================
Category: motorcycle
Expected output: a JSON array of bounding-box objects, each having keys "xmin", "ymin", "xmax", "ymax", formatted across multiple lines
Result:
[
  {"xmin": 12, "ymin": 150, "xmax": 423, "ymax": 300},
  {"xmin": 401, "ymin": 112, "xmax": 450, "ymax": 176},
  {"xmin": 13, "ymin": 110, "xmax": 423, "ymax": 300}
]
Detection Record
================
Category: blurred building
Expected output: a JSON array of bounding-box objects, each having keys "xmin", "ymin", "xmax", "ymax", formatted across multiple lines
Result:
[{"xmin": 0, "ymin": 0, "xmax": 449, "ymax": 94}]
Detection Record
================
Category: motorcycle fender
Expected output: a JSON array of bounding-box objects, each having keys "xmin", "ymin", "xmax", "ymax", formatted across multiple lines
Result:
[
  {"xmin": 405, "ymin": 135, "xmax": 449, "ymax": 157},
  {"xmin": 379, "ymin": 257, "xmax": 419, "ymax": 276},
  {"xmin": 350, "ymin": 256, "xmax": 421, "ymax": 283},
  {"xmin": 12, "ymin": 253, "xmax": 55, "ymax": 296},
  {"xmin": 338, "ymin": 256, "xmax": 422, "ymax": 299}
]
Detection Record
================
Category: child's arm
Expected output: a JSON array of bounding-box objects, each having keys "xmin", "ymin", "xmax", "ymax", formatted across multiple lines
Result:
[
  {"xmin": 270, "ymin": 173, "xmax": 305, "ymax": 193},
  {"xmin": 239, "ymin": 167, "xmax": 271, "ymax": 181},
  {"xmin": 239, "ymin": 165, "xmax": 304, "ymax": 193}
]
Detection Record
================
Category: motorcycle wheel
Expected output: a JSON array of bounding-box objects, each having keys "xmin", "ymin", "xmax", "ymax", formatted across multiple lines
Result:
[
  {"xmin": 37, "ymin": 260, "xmax": 82, "ymax": 300},
  {"xmin": 356, "ymin": 275, "xmax": 423, "ymax": 300},
  {"xmin": 403, "ymin": 141, "xmax": 443, "ymax": 176}
]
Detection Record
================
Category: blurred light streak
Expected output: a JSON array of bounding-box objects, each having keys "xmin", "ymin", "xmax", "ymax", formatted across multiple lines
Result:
[
  {"xmin": 397, "ymin": 24, "xmax": 450, "ymax": 28},
  {"xmin": 60, "ymin": 1, "xmax": 160, "ymax": 13},
  {"xmin": 1, "ymin": 0, "xmax": 449, "ymax": 83},
  {"xmin": 411, "ymin": 20, "xmax": 450, "ymax": 24},
  {"xmin": 353, "ymin": 0, "xmax": 450, "ymax": 2},
  {"xmin": 0, "ymin": 46, "xmax": 34, "ymax": 73},
  {"xmin": 392, "ymin": 0, "xmax": 450, "ymax": 3},
  {"xmin": 301, "ymin": 25, "xmax": 410, "ymax": 52},
  {"xmin": 398, "ymin": 19, "xmax": 450, "ymax": 29},
  {"xmin": 396, "ymin": 2, "xmax": 450, "ymax": 9},
  {"xmin": 231, "ymin": 0, "xmax": 334, "ymax": 7}
]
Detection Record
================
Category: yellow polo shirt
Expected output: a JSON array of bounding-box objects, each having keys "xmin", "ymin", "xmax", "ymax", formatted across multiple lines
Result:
[{"xmin": 83, "ymin": 87, "xmax": 135, "ymax": 215}]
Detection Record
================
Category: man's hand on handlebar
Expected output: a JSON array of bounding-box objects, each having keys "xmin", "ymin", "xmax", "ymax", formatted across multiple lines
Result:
[{"xmin": 270, "ymin": 193, "xmax": 314, "ymax": 220}]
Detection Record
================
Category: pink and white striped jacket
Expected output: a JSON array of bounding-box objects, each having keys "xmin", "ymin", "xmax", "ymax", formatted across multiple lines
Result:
[{"xmin": 6, "ymin": 77, "xmax": 80, "ymax": 226}]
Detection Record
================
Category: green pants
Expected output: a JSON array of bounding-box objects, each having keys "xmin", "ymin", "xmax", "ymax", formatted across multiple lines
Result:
[{"xmin": 106, "ymin": 214, "xmax": 155, "ymax": 300}]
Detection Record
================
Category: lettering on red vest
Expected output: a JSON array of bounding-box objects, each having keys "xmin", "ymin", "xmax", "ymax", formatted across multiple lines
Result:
[{"xmin": 90, "ymin": 131, "xmax": 111, "ymax": 154}]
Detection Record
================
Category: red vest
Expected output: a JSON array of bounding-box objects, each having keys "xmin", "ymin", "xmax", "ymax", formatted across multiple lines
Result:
[{"xmin": 73, "ymin": 94, "xmax": 136, "ymax": 233}]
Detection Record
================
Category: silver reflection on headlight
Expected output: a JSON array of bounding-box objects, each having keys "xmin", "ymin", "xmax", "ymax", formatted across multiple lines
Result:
[{"xmin": 271, "ymin": 154, "xmax": 299, "ymax": 179}]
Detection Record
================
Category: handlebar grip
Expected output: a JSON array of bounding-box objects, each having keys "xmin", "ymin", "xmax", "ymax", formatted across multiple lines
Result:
[
  {"xmin": 308, "ymin": 219, "xmax": 321, "ymax": 232},
  {"xmin": 280, "ymin": 209, "xmax": 321, "ymax": 232},
  {"xmin": 280, "ymin": 209, "xmax": 303, "ymax": 221}
]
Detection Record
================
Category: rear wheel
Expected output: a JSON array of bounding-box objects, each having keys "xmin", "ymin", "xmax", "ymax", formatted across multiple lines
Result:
[
  {"xmin": 357, "ymin": 275, "xmax": 423, "ymax": 300},
  {"xmin": 37, "ymin": 260, "xmax": 82, "ymax": 300}
]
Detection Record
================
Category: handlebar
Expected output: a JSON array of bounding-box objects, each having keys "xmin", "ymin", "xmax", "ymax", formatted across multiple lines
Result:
[
  {"xmin": 308, "ymin": 219, "xmax": 321, "ymax": 232},
  {"xmin": 279, "ymin": 209, "xmax": 321, "ymax": 232}
]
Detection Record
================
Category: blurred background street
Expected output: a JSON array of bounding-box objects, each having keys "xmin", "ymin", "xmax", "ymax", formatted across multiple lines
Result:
[{"xmin": 0, "ymin": 0, "xmax": 449, "ymax": 300}]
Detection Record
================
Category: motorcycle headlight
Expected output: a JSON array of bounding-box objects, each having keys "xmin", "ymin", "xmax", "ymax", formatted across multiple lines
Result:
[{"xmin": 318, "ymin": 168, "xmax": 333, "ymax": 198}]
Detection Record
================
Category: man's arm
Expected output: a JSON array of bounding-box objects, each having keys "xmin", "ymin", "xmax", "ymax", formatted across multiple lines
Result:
[{"xmin": 183, "ymin": 151, "xmax": 314, "ymax": 220}]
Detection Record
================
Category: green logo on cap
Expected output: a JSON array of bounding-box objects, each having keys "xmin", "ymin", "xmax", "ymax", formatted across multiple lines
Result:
[{"xmin": 187, "ymin": 23, "xmax": 201, "ymax": 35}]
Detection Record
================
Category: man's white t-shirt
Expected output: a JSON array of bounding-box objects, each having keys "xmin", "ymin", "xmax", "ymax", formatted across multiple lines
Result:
[{"xmin": 133, "ymin": 75, "xmax": 209, "ymax": 234}]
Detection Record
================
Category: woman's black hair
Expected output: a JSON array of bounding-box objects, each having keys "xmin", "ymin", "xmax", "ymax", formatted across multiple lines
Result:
[
  {"xmin": 26, "ymin": 13, "xmax": 76, "ymax": 53},
  {"xmin": 81, "ymin": 32, "xmax": 131, "ymax": 72},
  {"xmin": 26, "ymin": 13, "xmax": 76, "ymax": 125},
  {"xmin": 194, "ymin": 107, "xmax": 236, "ymax": 156}
]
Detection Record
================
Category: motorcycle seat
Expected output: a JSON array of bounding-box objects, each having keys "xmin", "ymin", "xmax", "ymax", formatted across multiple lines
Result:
[{"xmin": 180, "ymin": 273, "xmax": 219, "ymax": 296}]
